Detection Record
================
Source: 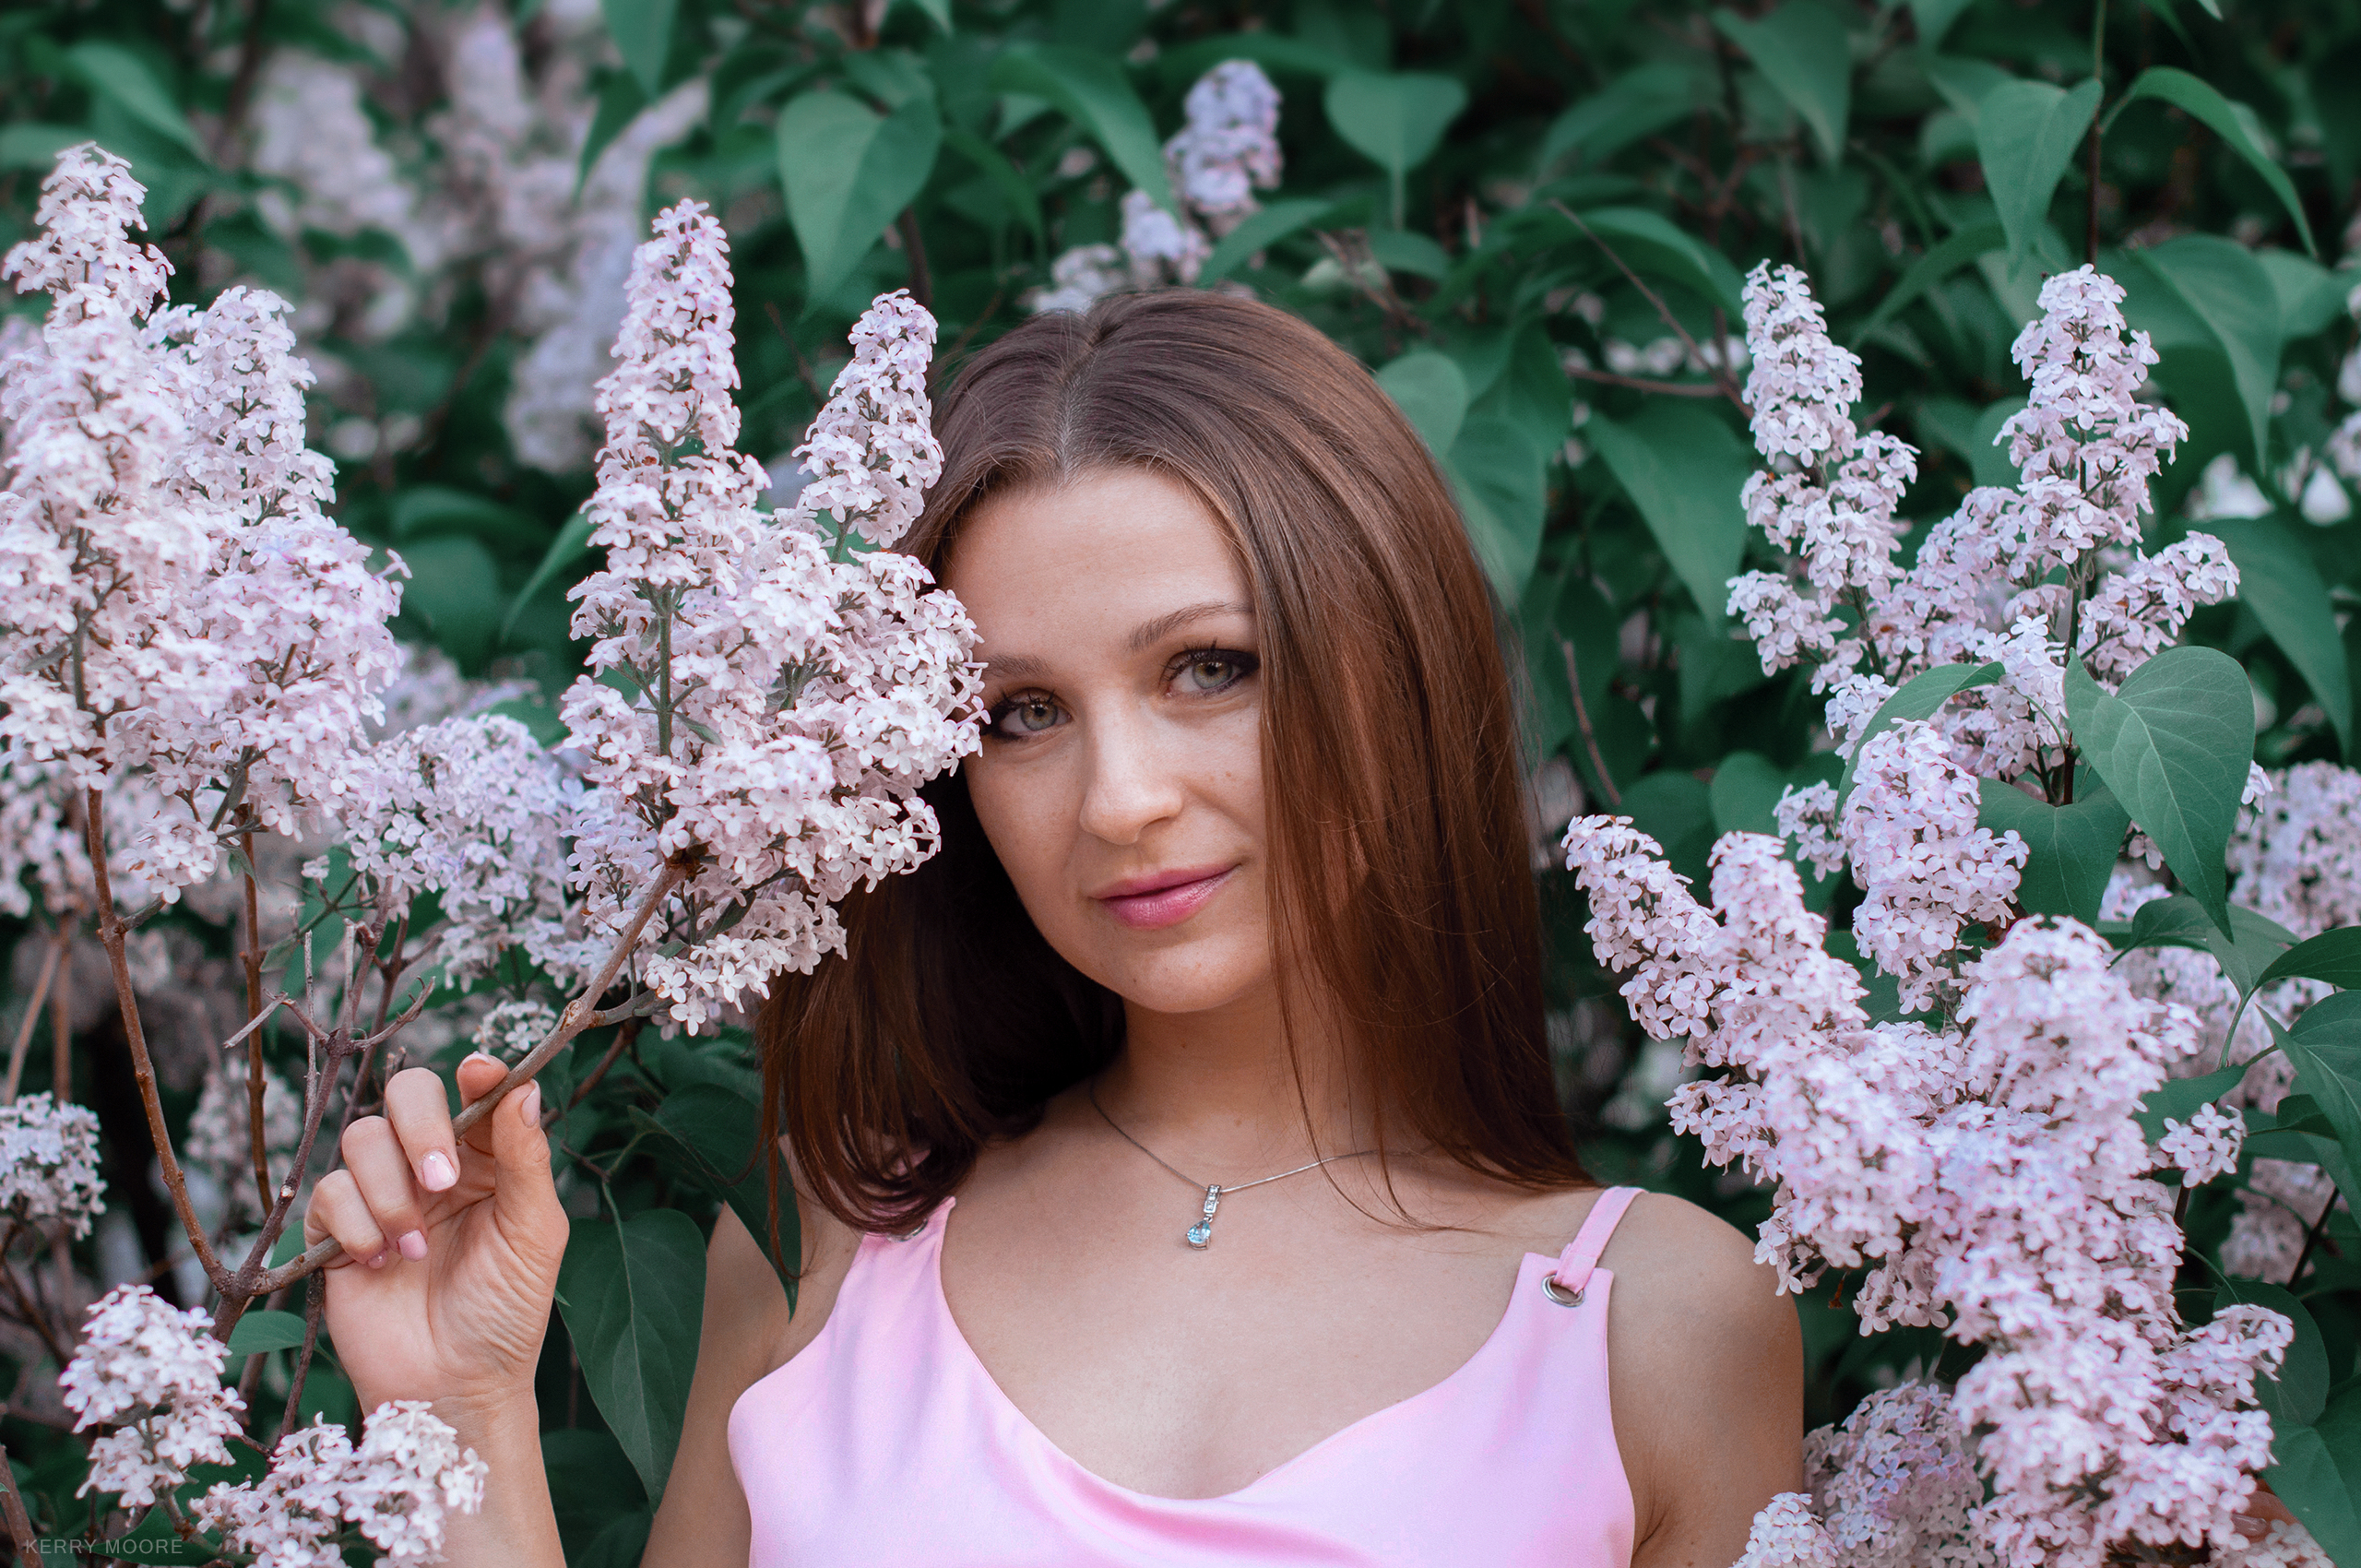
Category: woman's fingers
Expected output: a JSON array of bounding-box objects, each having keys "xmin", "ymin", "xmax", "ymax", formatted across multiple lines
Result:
[
  {"xmin": 341, "ymin": 1116, "xmax": 432, "ymax": 1262},
  {"xmin": 304, "ymin": 1169, "xmax": 390, "ymax": 1269},
  {"xmin": 384, "ymin": 1065, "xmax": 462, "ymax": 1193}
]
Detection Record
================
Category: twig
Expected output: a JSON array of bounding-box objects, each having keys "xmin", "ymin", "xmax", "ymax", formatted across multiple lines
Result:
[
  {"xmin": 255, "ymin": 859, "xmax": 693, "ymax": 1291},
  {"xmin": 241, "ymin": 827, "xmax": 271, "ymax": 1219},
  {"xmin": 2289, "ymin": 1189, "xmax": 2339, "ymax": 1289},
  {"xmin": 82, "ymin": 790, "xmax": 229, "ymax": 1293},
  {"xmin": 0, "ymin": 1436, "xmax": 37, "ymax": 1562},
  {"xmin": 2, "ymin": 929, "xmax": 65, "ymax": 1102},
  {"xmin": 276, "ymin": 1271, "xmax": 327, "ymax": 1445},
  {"xmin": 0, "ymin": 1250, "xmax": 71, "ymax": 1372},
  {"xmin": 1547, "ymin": 201, "xmax": 1748, "ymax": 410},
  {"xmin": 1560, "ymin": 638, "xmax": 1622, "ymax": 808},
  {"xmin": 894, "ymin": 210, "xmax": 932, "ymax": 312},
  {"xmin": 1566, "ymin": 365, "xmax": 1731, "ymax": 398},
  {"xmin": 562, "ymin": 1016, "xmax": 644, "ymax": 1120}
]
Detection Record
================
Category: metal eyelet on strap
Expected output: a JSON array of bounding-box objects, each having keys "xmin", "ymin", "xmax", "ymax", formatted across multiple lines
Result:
[
  {"xmin": 1540, "ymin": 1272, "xmax": 1586, "ymax": 1308},
  {"xmin": 888, "ymin": 1222, "xmax": 927, "ymax": 1241}
]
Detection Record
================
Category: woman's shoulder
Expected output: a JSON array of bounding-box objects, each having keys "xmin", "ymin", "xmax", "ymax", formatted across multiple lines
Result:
[{"xmin": 704, "ymin": 1163, "xmax": 871, "ymax": 1377}]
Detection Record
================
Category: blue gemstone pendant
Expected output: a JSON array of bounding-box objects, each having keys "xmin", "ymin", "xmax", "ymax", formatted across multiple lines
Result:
[{"xmin": 1185, "ymin": 1184, "xmax": 1221, "ymax": 1248}]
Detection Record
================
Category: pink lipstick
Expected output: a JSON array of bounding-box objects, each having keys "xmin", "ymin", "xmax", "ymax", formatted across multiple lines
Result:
[{"xmin": 1094, "ymin": 866, "xmax": 1235, "ymax": 931}]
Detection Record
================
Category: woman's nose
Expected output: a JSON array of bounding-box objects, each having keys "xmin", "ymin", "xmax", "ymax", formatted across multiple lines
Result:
[{"xmin": 1075, "ymin": 707, "xmax": 1187, "ymax": 846}]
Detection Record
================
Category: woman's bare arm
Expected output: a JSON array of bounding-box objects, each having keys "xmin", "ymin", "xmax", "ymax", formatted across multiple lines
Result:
[
  {"xmin": 643, "ymin": 1183, "xmax": 862, "ymax": 1566},
  {"xmin": 1608, "ymin": 1194, "xmax": 1806, "ymax": 1568}
]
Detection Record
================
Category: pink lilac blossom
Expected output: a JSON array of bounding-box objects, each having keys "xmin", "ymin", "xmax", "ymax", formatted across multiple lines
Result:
[
  {"xmin": 62, "ymin": 1284, "xmax": 246, "ymax": 1507},
  {"xmin": 1840, "ymin": 722, "xmax": 2026, "ymax": 1012},
  {"xmin": 2222, "ymin": 1158, "xmax": 2335, "ymax": 1282},
  {"xmin": 1732, "ymin": 1491, "xmax": 1844, "ymax": 1568},
  {"xmin": 551, "ymin": 202, "xmax": 981, "ymax": 1029},
  {"xmin": 1118, "ymin": 189, "xmax": 1212, "ymax": 285},
  {"xmin": 185, "ymin": 1061, "xmax": 303, "ymax": 1225},
  {"xmin": 196, "ymin": 1401, "xmax": 488, "ymax": 1568},
  {"xmin": 2157, "ymin": 1102, "xmax": 2244, "ymax": 1185},
  {"xmin": 0, "ymin": 1090, "xmax": 106, "ymax": 1236},
  {"xmin": 343, "ymin": 714, "xmax": 571, "ymax": 980},
  {"xmin": 1804, "ymin": 1382, "xmax": 1986, "ymax": 1568},
  {"xmin": 1162, "ymin": 61, "xmax": 1283, "ymax": 224},
  {"xmin": 2217, "ymin": 1519, "xmax": 2333, "ymax": 1567},
  {"xmin": 1566, "ymin": 816, "xmax": 2288, "ymax": 1567},
  {"xmin": 472, "ymin": 997, "xmax": 559, "ymax": 1061}
]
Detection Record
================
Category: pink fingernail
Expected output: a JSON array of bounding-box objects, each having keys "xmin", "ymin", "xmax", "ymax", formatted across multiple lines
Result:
[
  {"xmin": 397, "ymin": 1229, "xmax": 428, "ymax": 1261},
  {"xmin": 521, "ymin": 1084, "xmax": 541, "ymax": 1124},
  {"xmin": 421, "ymin": 1151, "xmax": 457, "ymax": 1192},
  {"xmin": 367, "ymin": 1249, "xmax": 389, "ymax": 1269}
]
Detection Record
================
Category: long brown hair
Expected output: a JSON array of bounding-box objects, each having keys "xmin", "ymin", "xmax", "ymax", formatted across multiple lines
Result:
[{"xmin": 758, "ymin": 289, "xmax": 1585, "ymax": 1237}]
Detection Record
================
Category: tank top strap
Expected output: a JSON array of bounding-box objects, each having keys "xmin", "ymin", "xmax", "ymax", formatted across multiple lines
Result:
[{"xmin": 1548, "ymin": 1185, "xmax": 1643, "ymax": 1300}]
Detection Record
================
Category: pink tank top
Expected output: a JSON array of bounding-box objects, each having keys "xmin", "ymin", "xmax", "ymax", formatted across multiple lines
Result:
[{"xmin": 728, "ymin": 1185, "xmax": 1642, "ymax": 1566}]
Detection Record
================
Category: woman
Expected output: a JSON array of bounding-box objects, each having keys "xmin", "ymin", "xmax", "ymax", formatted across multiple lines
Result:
[{"xmin": 303, "ymin": 291, "xmax": 1801, "ymax": 1566}]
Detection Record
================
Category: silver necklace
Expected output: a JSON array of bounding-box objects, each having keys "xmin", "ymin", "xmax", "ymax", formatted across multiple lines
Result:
[{"xmin": 1087, "ymin": 1080, "xmax": 1378, "ymax": 1249}]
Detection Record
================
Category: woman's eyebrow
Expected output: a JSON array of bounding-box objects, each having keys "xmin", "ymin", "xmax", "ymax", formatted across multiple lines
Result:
[{"xmin": 1125, "ymin": 600, "xmax": 1253, "ymax": 654}]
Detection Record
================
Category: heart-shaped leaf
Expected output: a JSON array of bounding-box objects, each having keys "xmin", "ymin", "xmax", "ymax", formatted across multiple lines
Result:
[
  {"xmin": 1975, "ymin": 776, "xmax": 2128, "ymax": 924},
  {"xmin": 1973, "ymin": 77, "xmax": 2103, "ymax": 272},
  {"xmin": 1323, "ymin": 70, "xmax": 1467, "ymax": 224},
  {"xmin": 556, "ymin": 1210, "xmax": 706, "ymax": 1500},
  {"xmin": 777, "ymin": 90, "xmax": 943, "ymax": 309}
]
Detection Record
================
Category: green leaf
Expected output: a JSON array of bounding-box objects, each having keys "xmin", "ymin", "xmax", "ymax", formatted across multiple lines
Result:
[
  {"xmin": 1539, "ymin": 64, "xmax": 1702, "ymax": 171},
  {"xmin": 896, "ymin": 0, "xmax": 953, "ymax": 32},
  {"xmin": 1323, "ymin": 70, "xmax": 1467, "ymax": 226},
  {"xmin": 1974, "ymin": 776, "xmax": 2129, "ymax": 924},
  {"xmin": 2259, "ymin": 928, "xmax": 2361, "ymax": 993},
  {"xmin": 224, "ymin": 1309, "xmax": 310, "ymax": 1357},
  {"xmin": 575, "ymin": 69, "xmax": 649, "ymax": 196},
  {"xmin": 1446, "ymin": 416, "xmax": 1548, "ymax": 603},
  {"xmin": 1907, "ymin": 0, "xmax": 1976, "ymax": 45},
  {"xmin": 777, "ymin": 91, "xmax": 943, "ymax": 307},
  {"xmin": 2110, "ymin": 67, "xmax": 2318, "ymax": 255},
  {"xmin": 393, "ymin": 537, "xmax": 508, "ymax": 671},
  {"xmin": 1622, "ymin": 771, "xmax": 1717, "ymax": 893},
  {"xmin": 2218, "ymin": 1280, "xmax": 2329, "ymax": 1429},
  {"xmin": 1833, "ymin": 662, "xmax": 2004, "ymax": 807},
  {"xmin": 0, "ymin": 123, "xmax": 87, "ymax": 171},
  {"xmin": 943, "ymin": 125, "xmax": 1045, "ymax": 247},
  {"xmin": 990, "ymin": 47, "xmax": 1174, "ymax": 213},
  {"xmin": 1861, "ymin": 221, "xmax": 2005, "ymax": 334},
  {"xmin": 1973, "ymin": 77, "xmax": 2103, "ymax": 273},
  {"xmin": 599, "ymin": 0, "xmax": 678, "ymax": 98},
  {"xmin": 2210, "ymin": 517, "xmax": 2352, "ymax": 757},
  {"xmin": 2065, "ymin": 647, "xmax": 2255, "ymax": 937},
  {"xmin": 2278, "ymin": 1017, "xmax": 2361, "ymax": 1239},
  {"xmin": 556, "ymin": 1210, "xmax": 706, "ymax": 1500},
  {"xmin": 2135, "ymin": 1060, "xmax": 2249, "ymax": 1143},
  {"xmin": 2122, "ymin": 894, "xmax": 2299, "ymax": 996},
  {"xmin": 2131, "ymin": 235, "xmax": 2284, "ymax": 469},
  {"xmin": 1202, "ymin": 197, "xmax": 1346, "ymax": 284},
  {"xmin": 1714, "ymin": 4, "xmax": 1853, "ymax": 163},
  {"xmin": 1586, "ymin": 403, "xmax": 1751, "ymax": 624},
  {"xmin": 1559, "ymin": 206, "xmax": 1748, "ymax": 320},
  {"xmin": 65, "ymin": 43, "xmax": 205, "ymax": 159},
  {"xmin": 504, "ymin": 513, "xmax": 595, "ymax": 641},
  {"xmin": 544, "ymin": 1429, "xmax": 648, "ymax": 1562},
  {"xmin": 1376, "ymin": 350, "xmax": 1470, "ymax": 459},
  {"xmin": 2290, "ymin": 1384, "xmax": 2361, "ymax": 1566},
  {"xmin": 640, "ymin": 1084, "xmax": 798, "ymax": 1304}
]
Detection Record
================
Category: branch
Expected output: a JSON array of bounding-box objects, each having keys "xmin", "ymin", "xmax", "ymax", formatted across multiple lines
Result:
[
  {"xmin": 0, "ymin": 1436, "xmax": 36, "ymax": 1562},
  {"xmin": 561, "ymin": 1016, "xmax": 644, "ymax": 1121},
  {"xmin": 275, "ymin": 1270, "xmax": 326, "ymax": 1445},
  {"xmin": 1548, "ymin": 200, "xmax": 1748, "ymax": 410},
  {"xmin": 1566, "ymin": 365, "xmax": 1731, "ymax": 398},
  {"xmin": 255, "ymin": 859, "xmax": 692, "ymax": 1291},
  {"xmin": 82, "ymin": 790, "xmax": 229, "ymax": 1292},
  {"xmin": 0, "ymin": 1245, "xmax": 72, "ymax": 1372},
  {"xmin": 1561, "ymin": 638, "xmax": 1623, "ymax": 809},
  {"xmin": 241, "ymin": 833, "xmax": 271, "ymax": 1219},
  {"xmin": 3, "ymin": 928, "xmax": 66, "ymax": 1102}
]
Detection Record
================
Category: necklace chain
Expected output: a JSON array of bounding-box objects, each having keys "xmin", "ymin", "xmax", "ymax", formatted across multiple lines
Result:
[{"xmin": 1086, "ymin": 1080, "xmax": 1377, "ymax": 1249}]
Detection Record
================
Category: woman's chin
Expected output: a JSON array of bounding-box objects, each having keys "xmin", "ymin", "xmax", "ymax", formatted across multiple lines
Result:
[{"xmin": 1083, "ymin": 940, "xmax": 1276, "ymax": 1020}]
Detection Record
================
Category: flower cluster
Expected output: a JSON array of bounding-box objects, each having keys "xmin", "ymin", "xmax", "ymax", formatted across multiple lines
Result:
[
  {"xmin": 1032, "ymin": 60, "xmax": 1281, "ymax": 312},
  {"xmin": 196, "ymin": 1402, "xmax": 488, "ymax": 1568},
  {"xmin": 0, "ymin": 147, "xmax": 402, "ymax": 899},
  {"xmin": 550, "ymin": 201, "xmax": 980, "ymax": 1029},
  {"xmin": 473, "ymin": 997, "xmax": 559, "ymax": 1062},
  {"xmin": 342, "ymin": 713, "xmax": 571, "ymax": 980},
  {"xmin": 0, "ymin": 1090, "xmax": 106, "ymax": 1236},
  {"xmin": 62, "ymin": 1285, "xmax": 247, "ymax": 1507},
  {"xmin": 1726, "ymin": 263, "xmax": 2236, "ymax": 786},
  {"xmin": 185, "ymin": 1062, "xmax": 305, "ymax": 1225},
  {"xmin": 1564, "ymin": 818, "xmax": 2287, "ymax": 1565}
]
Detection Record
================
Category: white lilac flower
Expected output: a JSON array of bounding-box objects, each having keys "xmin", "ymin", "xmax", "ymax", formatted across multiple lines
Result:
[
  {"xmin": 551, "ymin": 203, "xmax": 981, "ymax": 1030},
  {"xmin": 1163, "ymin": 61, "xmax": 1283, "ymax": 224},
  {"xmin": 196, "ymin": 1401, "xmax": 487, "ymax": 1568},
  {"xmin": 1028, "ymin": 243, "xmax": 1129, "ymax": 315},
  {"xmin": 248, "ymin": 53, "xmax": 415, "ymax": 242},
  {"xmin": 2157, "ymin": 1102, "xmax": 2244, "ymax": 1185},
  {"xmin": 1118, "ymin": 189, "xmax": 1210, "ymax": 285},
  {"xmin": 472, "ymin": 997, "xmax": 559, "ymax": 1062},
  {"xmin": 1732, "ymin": 1492, "xmax": 1843, "ymax": 1568},
  {"xmin": 63, "ymin": 1285, "xmax": 246, "ymax": 1507},
  {"xmin": 1805, "ymin": 1383, "xmax": 1986, "ymax": 1568},
  {"xmin": 185, "ymin": 1062, "xmax": 305, "ymax": 1225},
  {"xmin": 343, "ymin": 714, "xmax": 571, "ymax": 980},
  {"xmin": 0, "ymin": 1091, "xmax": 106, "ymax": 1236}
]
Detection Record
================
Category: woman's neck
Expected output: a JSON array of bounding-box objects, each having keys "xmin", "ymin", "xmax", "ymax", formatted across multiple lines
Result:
[{"xmin": 1095, "ymin": 981, "xmax": 1374, "ymax": 1174}]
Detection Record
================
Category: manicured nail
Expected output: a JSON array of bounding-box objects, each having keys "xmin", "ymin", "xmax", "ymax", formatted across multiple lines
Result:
[
  {"xmin": 366, "ymin": 1249, "xmax": 390, "ymax": 1269},
  {"xmin": 397, "ymin": 1229, "xmax": 428, "ymax": 1262},
  {"xmin": 420, "ymin": 1151, "xmax": 457, "ymax": 1192},
  {"xmin": 521, "ymin": 1084, "xmax": 541, "ymax": 1125}
]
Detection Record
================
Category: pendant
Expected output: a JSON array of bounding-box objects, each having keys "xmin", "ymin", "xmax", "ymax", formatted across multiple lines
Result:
[{"xmin": 1185, "ymin": 1184, "xmax": 1221, "ymax": 1248}]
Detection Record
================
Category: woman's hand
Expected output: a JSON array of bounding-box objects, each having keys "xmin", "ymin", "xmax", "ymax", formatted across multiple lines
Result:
[{"xmin": 302, "ymin": 1053, "xmax": 569, "ymax": 1414}]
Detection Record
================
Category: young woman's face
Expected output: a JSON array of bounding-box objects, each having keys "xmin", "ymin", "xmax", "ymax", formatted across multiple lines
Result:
[{"xmin": 946, "ymin": 467, "xmax": 1273, "ymax": 1018}]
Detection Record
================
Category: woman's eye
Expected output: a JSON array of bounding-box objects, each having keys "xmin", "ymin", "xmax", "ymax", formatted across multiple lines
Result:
[
  {"xmin": 1174, "ymin": 649, "xmax": 1257, "ymax": 695},
  {"xmin": 991, "ymin": 695, "xmax": 1065, "ymax": 736}
]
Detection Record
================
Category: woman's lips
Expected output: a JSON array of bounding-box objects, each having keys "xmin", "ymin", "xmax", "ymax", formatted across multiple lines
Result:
[{"xmin": 1095, "ymin": 867, "xmax": 1235, "ymax": 931}]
